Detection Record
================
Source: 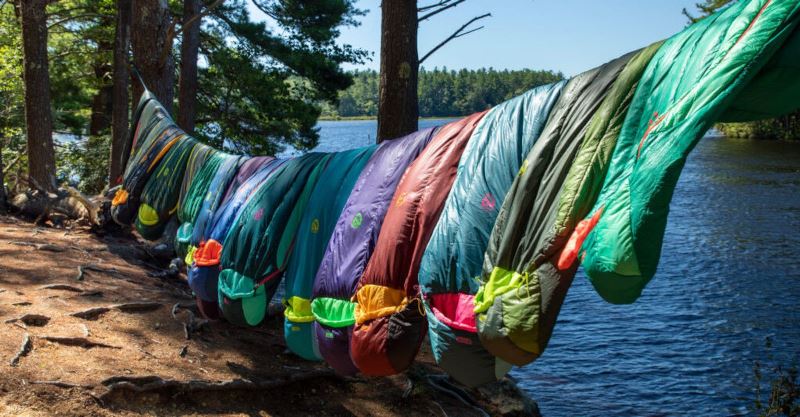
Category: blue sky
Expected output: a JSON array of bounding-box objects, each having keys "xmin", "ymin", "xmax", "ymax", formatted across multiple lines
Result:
[{"xmin": 249, "ymin": 1, "xmax": 700, "ymax": 76}]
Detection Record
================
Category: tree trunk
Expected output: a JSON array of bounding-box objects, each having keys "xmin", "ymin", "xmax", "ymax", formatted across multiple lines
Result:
[
  {"xmin": 19, "ymin": 0, "xmax": 57, "ymax": 192},
  {"xmin": 109, "ymin": 0, "xmax": 131, "ymax": 186},
  {"xmin": 0, "ymin": 135, "xmax": 7, "ymax": 213},
  {"xmin": 131, "ymin": 0, "xmax": 174, "ymax": 114},
  {"xmin": 377, "ymin": 0, "xmax": 419, "ymax": 143},
  {"xmin": 89, "ymin": 40, "xmax": 114, "ymax": 137},
  {"xmin": 178, "ymin": 0, "xmax": 200, "ymax": 134}
]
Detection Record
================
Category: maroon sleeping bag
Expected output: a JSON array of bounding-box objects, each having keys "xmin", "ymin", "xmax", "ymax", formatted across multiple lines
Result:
[{"xmin": 350, "ymin": 112, "xmax": 487, "ymax": 376}]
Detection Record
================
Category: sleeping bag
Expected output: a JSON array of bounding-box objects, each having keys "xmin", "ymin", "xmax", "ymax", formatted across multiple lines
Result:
[
  {"xmin": 311, "ymin": 128, "xmax": 436, "ymax": 376},
  {"xmin": 576, "ymin": 0, "xmax": 800, "ymax": 304},
  {"xmin": 475, "ymin": 50, "xmax": 642, "ymax": 366},
  {"xmin": 111, "ymin": 97, "xmax": 181, "ymax": 226},
  {"xmin": 350, "ymin": 112, "xmax": 486, "ymax": 376},
  {"xmin": 418, "ymin": 81, "xmax": 564, "ymax": 387},
  {"xmin": 189, "ymin": 158, "xmax": 287, "ymax": 319},
  {"xmin": 283, "ymin": 146, "xmax": 376, "ymax": 360},
  {"xmin": 183, "ymin": 154, "xmax": 244, "ymax": 264},
  {"xmin": 221, "ymin": 157, "xmax": 276, "ymax": 204},
  {"xmin": 135, "ymin": 137, "xmax": 198, "ymax": 240},
  {"xmin": 218, "ymin": 153, "xmax": 331, "ymax": 326},
  {"xmin": 184, "ymin": 155, "xmax": 275, "ymax": 267},
  {"xmin": 175, "ymin": 149, "xmax": 226, "ymax": 258}
]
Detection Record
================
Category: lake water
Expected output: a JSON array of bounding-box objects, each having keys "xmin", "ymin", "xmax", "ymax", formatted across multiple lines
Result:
[{"xmin": 313, "ymin": 119, "xmax": 800, "ymax": 417}]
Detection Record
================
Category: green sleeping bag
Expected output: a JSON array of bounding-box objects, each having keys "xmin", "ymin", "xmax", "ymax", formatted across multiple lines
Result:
[{"xmin": 218, "ymin": 153, "xmax": 331, "ymax": 327}]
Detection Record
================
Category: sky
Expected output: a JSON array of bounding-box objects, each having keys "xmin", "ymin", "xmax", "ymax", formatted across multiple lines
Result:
[{"xmin": 249, "ymin": 0, "xmax": 701, "ymax": 76}]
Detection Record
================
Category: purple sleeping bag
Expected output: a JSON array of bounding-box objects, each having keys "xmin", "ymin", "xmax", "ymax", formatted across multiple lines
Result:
[{"xmin": 310, "ymin": 128, "xmax": 436, "ymax": 375}]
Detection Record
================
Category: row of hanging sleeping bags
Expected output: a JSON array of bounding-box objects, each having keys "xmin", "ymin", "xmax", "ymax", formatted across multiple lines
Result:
[{"xmin": 110, "ymin": 0, "xmax": 800, "ymax": 389}]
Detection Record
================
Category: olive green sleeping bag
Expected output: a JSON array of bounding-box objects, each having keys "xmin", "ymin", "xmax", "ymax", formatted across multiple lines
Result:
[{"xmin": 475, "ymin": 50, "xmax": 638, "ymax": 366}]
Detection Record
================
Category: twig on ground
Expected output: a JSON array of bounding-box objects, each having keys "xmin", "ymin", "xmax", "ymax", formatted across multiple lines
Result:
[{"xmin": 9, "ymin": 333, "xmax": 32, "ymax": 366}]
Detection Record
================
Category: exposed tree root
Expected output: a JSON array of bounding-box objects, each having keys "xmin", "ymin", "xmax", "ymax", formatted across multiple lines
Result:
[
  {"xmin": 76, "ymin": 264, "xmax": 121, "ymax": 281},
  {"xmin": 40, "ymin": 336, "xmax": 120, "ymax": 349},
  {"xmin": 9, "ymin": 333, "xmax": 32, "ymax": 367},
  {"xmin": 111, "ymin": 302, "xmax": 161, "ymax": 313},
  {"xmin": 5, "ymin": 313, "xmax": 51, "ymax": 327},
  {"xmin": 30, "ymin": 380, "xmax": 94, "ymax": 389},
  {"xmin": 70, "ymin": 302, "xmax": 161, "ymax": 320},
  {"xmin": 95, "ymin": 370, "xmax": 337, "ymax": 403},
  {"xmin": 39, "ymin": 284, "xmax": 84, "ymax": 293},
  {"xmin": 10, "ymin": 177, "xmax": 100, "ymax": 226},
  {"xmin": 9, "ymin": 241, "xmax": 66, "ymax": 252},
  {"xmin": 70, "ymin": 307, "xmax": 111, "ymax": 320},
  {"xmin": 12, "ymin": 301, "xmax": 32, "ymax": 306}
]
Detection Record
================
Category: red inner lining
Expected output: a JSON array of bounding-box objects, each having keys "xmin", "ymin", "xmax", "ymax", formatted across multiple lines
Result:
[{"xmin": 428, "ymin": 293, "xmax": 477, "ymax": 333}]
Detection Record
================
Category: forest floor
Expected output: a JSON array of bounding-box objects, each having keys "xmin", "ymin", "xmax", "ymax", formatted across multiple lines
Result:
[{"xmin": 0, "ymin": 215, "xmax": 540, "ymax": 417}]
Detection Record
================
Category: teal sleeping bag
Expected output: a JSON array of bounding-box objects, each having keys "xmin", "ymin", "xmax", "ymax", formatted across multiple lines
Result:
[
  {"xmin": 282, "ymin": 146, "xmax": 376, "ymax": 360},
  {"xmin": 418, "ymin": 81, "xmax": 564, "ymax": 386}
]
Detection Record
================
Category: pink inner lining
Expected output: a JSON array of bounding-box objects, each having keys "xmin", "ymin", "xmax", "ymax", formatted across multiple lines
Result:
[{"xmin": 429, "ymin": 293, "xmax": 477, "ymax": 333}]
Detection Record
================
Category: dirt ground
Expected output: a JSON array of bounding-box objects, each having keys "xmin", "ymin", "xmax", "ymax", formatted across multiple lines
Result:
[{"xmin": 0, "ymin": 215, "xmax": 540, "ymax": 417}]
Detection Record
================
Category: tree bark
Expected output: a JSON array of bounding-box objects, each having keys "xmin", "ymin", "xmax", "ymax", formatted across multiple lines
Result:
[
  {"xmin": 377, "ymin": 0, "xmax": 418, "ymax": 143},
  {"xmin": 110, "ymin": 0, "xmax": 131, "ymax": 187},
  {"xmin": 131, "ymin": 0, "xmax": 174, "ymax": 114},
  {"xmin": 0, "ymin": 135, "xmax": 7, "ymax": 213},
  {"xmin": 19, "ymin": 0, "xmax": 57, "ymax": 192},
  {"xmin": 90, "ymin": 39, "xmax": 114, "ymax": 137},
  {"xmin": 178, "ymin": 0, "xmax": 200, "ymax": 134}
]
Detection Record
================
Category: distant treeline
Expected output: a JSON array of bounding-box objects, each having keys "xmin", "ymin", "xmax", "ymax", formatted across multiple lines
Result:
[{"xmin": 322, "ymin": 68, "xmax": 564, "ymax": 118}]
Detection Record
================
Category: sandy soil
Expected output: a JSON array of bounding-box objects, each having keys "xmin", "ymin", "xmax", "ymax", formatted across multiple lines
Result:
[{"xmin": 0, "ymin": 215, "xmax": 539, "ymax": 417}]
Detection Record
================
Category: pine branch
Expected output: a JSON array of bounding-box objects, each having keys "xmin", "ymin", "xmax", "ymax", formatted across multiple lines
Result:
[
  {"xmin": 159, "ymin": 0, "xmax": 225, "ymax": 68},
  {"xmin": 419, "ymin": 13, "xmax": 490, "ymax": 64},
  {"xmin": 418, "ymin": 0, "xmax": 467, "ymax": 22}
]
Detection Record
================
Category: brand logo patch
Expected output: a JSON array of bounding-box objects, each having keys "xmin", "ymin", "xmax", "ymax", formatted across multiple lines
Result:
[
  {"xmin": 351, "ymin": 212, "xmax": 363, "ymax": 229},
  {"xmin": 325, "ymin": 331, "xmax": 335, "ymax": 339},
  {"xmin": 291, "ymin": 326, "xmax": 301, "ymax": 332},
  {"xmin": 310, "ymin": 218, "xmax": 320, "ymax": 233},
  {"xmin": 481, "ymin": 193, "xmax": 496, "ymax": 211},
  {"xmin": 396, "ymin": 192, "xmax": 407, "ymax": 207},
  {"xmin": 518, "ymin": 160, "xmax": 529, "ymax": 176},
  {"xmin": 253, "ymin": 207, "xmax": 264, "ymax": 221}
]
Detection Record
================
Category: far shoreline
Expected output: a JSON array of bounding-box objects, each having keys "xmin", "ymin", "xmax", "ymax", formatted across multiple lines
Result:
[{"xmin": 318, "ymin": 115, "xmax": 463, "ymax": 121}]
